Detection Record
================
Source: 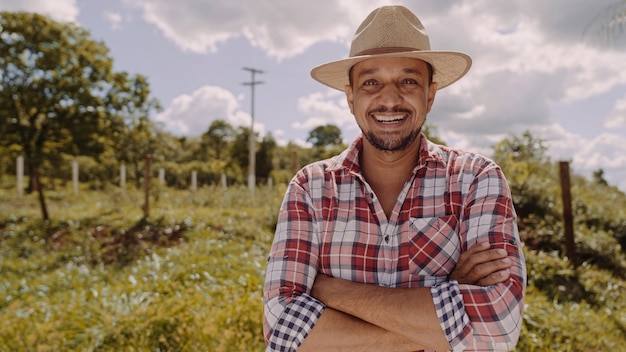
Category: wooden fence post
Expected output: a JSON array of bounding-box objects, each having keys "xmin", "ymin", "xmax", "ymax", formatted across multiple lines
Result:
[
  {"xmin": 191, "ymin": 170, "xmax": 197, "ymax": 192},
  {"xmin": 17, "ymin": 156, "xmax": 24, "ymax": 197},
  {"xmin": 159, "ymin": 168, "xmax": 165, "ymax": 186},
  {"xmin": 72, "ymin": 160, "xmax": 79, "ymax": 195},
  {"xmin": 559, "ymin": 161, "xmax": 577, "ymax": 267},
  {"xmin": 143, "ymin": 155, "xmax": 151, "ymax": 218},
  {"xmin": 291, "ymin": 151, "xmax": 298, "ymax": 175},
  {"xmin": 120, "ymin": 163, "xmax": 126, "ymax": 189}
]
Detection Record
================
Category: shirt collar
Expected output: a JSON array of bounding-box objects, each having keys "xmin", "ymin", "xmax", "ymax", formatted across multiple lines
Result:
[{"xmin": 326, "ymin": 133, "xmax": 447, "ymax": 174}]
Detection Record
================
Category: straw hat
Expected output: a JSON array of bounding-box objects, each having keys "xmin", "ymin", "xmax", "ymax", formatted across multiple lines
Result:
[{"xmin": 310, "ymin": 5, "xmax": 472, "ymax": 91}]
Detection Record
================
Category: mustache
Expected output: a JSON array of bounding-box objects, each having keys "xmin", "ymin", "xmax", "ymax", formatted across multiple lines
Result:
[{"xmin": 367, "ymin": 106, "xmax": 412, "ymax": 115}]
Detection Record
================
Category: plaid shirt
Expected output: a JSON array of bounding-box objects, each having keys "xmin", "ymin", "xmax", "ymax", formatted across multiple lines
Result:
[{"xmin": 264, "ymin": 134, "xmax": 526, "ymax": 351}]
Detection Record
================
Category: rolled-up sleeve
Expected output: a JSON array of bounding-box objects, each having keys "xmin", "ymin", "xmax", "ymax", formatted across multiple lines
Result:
[
  {"xmin": 263, "ymin": 180, "xmax": 325, "ymax": 351},
  {"xmin": 433, "ymin": 162, "xmax": 526, "ymax": 351}
]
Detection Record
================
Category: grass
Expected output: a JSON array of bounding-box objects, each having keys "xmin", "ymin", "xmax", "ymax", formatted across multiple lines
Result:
[
  {"xmin": 0, "ymin": 182, "xmax": 283, "ymax": 351},
  {"xmin": 0, "ymin": 179, "xmax": 625, "ymax": 351}
]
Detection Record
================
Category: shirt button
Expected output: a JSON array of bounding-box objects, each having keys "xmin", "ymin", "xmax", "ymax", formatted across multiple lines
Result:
[{"xmin": 384, "ymin": 235, "xmax": 390, "ymax": 243}]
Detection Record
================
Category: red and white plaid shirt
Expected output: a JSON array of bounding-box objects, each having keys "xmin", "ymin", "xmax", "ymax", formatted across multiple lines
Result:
[{"xmin": 264, "ymin": 134, "xmax": 526, "ymax": 351}]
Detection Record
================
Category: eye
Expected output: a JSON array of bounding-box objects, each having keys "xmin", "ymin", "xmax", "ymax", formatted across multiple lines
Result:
[
  {"xmin": 400, "ymin": 78, "xmax": 418, "ymax": 85},
  {"xmin": 363, "ymin": 79, "xmax": 378, "ymax": 86}
]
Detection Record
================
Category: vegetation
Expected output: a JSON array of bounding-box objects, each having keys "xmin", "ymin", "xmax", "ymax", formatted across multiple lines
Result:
[
  {"xmin": 1, "ymin": 129, "xmax": 625, "ymax": 351},
  {"xmin": 0, "ymin": 12, "xmax": 161, "ymax": 220},
  {"xmin": 0, "ymin": 183, "xmax": 283, "ymax": 351},
  {"xmin": 1, "ymin": 9, "xmax": 625, "ymax": 352}
]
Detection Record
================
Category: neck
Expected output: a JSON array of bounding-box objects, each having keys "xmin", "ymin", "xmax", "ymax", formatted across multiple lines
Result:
[
  {"xmin": 360, "ymin": 136, "xmax": 421, "ymax": 218},
  {"xmin": 360, "ymin": 135, "xmax": 421, "ymax": 181}
]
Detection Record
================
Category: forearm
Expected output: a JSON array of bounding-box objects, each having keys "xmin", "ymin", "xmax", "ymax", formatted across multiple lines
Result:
[
  {"xmin": 299, "ymin": 307, "xmax": 421, "ymax": 352},
  {"xmin": 312, "ymin": 275, "xmax": 450, "ymax": 351}
]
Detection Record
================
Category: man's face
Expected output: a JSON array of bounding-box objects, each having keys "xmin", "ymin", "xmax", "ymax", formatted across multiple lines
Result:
[{"xmin": 345, "ymin": 57, "xmax": 437, "ymax": 152}]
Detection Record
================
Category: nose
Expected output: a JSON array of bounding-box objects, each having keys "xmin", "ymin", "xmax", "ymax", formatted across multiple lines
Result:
[{"xmin": 377, "ymin": 83, "xmax": 403, "ymax": 107}]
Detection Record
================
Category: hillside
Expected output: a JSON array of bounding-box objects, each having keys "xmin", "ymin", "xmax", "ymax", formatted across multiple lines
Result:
[{"xmin": 0, "ymin": 181, "xmax": 625, "ymax": 351}]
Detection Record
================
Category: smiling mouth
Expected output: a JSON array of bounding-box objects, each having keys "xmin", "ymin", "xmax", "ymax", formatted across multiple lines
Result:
[{"xmin": 373, "ymin": 113, "xmax": 406, "ymax": 123}]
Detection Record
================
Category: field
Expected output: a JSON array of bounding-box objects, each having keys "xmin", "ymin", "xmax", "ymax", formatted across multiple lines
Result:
[{"xmin": 1, "ymin": 181, "xmax": 625, "ymax": 351}]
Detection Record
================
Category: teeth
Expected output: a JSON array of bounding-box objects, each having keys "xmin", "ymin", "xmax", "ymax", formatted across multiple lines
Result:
[{"xmin": 374, "ymin": 114, "xmax": 405, "ymax": 123}]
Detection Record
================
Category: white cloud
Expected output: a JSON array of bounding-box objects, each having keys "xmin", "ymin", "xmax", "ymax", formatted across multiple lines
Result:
[
  {"xmin": 393, "ymin": 0, "xmax": 626, "ymax": 193},
  {"xmin": 116, "ymin": 0, "xmax": 626, "ymax": 132},
  {"xmin": 0, "ymin": 0, "xmax": 79, "ymax": 22},
  {"xmin": 121, "ymin": 0, "xmax": 379, "ymax": 60},
  {"xmin": 573, "ymin": 133, "xmax": 626, "ymax": 191},
  {"xmin": 524, "ymin": 124, "xmax": 626, "ymax": 191},
  {"xmin": 295, "ymin": 90, "xmax": 360, "ymax": 142},
  {"xmin": 270, "ymin": 129, "xmax": 290, "ymax": 147},
  {"xmin": 103, "ymin": 11, "xmax": 123, "ymax": 30},
  {"xmin": 155, "ymin": 85, "xmax": 260, "ymax": 137},
  {"xmin": 112, "ymin": 0, "xmax": 626, "ymax": 190},
  {"xmin": 605, "ymin": 93, "xmax": 626, "ymax": 128}
]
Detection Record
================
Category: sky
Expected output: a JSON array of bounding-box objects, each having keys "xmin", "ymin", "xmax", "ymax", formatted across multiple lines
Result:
[{"xmin": 2, "ymin": 0, "xmax": 626, "ymax": 190}]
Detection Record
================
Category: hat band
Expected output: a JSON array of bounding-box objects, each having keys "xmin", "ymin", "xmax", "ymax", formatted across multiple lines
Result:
[{"xmin": 352, "ymin": 47, "xmax": 421, "ymax": 57}]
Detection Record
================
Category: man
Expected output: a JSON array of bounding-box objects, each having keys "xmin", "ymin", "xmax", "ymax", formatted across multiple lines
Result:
[{"xmin": 264, "ymin": 5, "xmax": 526, "ymax": 351}]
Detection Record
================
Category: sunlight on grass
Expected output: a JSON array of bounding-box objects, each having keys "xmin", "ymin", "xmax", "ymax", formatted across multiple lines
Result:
[
  {"xmin": 0, "ymin": 184, "xmax": 282, "ymax": 351},
  {"xmin": 1, "ymin": 181, "xmax": 625, "ymax": 351}
]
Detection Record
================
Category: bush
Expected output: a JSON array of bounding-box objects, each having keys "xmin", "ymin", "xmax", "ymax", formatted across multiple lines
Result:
[
  {"xmin": 1, "ymin": 182, "xmax": 625, "ymax": 351},
  {"xmin": 0, "ymin": 186, "xmax": 282, "ymax": 351}
]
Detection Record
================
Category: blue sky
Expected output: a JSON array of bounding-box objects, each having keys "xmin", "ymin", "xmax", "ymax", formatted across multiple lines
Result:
[{"xmin": 2, "ymin": 0, "xmax": 626, "ymax": 190}]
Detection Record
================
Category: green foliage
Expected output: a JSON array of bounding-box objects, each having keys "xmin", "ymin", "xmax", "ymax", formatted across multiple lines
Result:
[
  {"xmin": 492, "ymin": 131, "xmax": 559, "ymax": 219},
  {"xmin": 256, "ymin": 134, "xmax": 278, "ymax": 182},
  {"xmin": 0, "ymin": 185, "xmax": 283, "ymax": 351},
  {"xmin": 200, "ymin": 119, "xmax": 235, "ymax": 161},
  {"xmin": 2, "ymin": 20, "xmax": 625, "ymax": 346},
  {"xmin": 422, "ymin": 123, "xmax": 446, "ymax": 146},
  {"xmin": 307, "ymin": 124, "xmax": 343, "ymax": 148},
  {"xmin": 493, "ymin": 131, "xmax": 626, "ymax": 275},
  {"xmin": 2, "ymin": 177, "xmax": 625, "ymax": 351},
  {"xmin": 519, "ymin": 251, "xmax": 626, "ymax": 351},
  {"xmin": 0, "ymin": 11, "xmax": 160, "ymax": 220},
  {"xmin": 489, "ymin": 131, "xmax": 626, "ymax": 350},
  {"xmin": 230, "ymin": 126, "xmax": 254, "ymax": 174}
]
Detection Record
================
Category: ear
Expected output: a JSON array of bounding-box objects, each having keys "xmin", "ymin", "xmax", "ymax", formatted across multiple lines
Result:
[
  {"xmin": 426, "ymin": 81, "xmax": 437, "ymax": 113},
  {"xmin": 345, "ymin": 85, "xmax": 354, "ymax": 114}
]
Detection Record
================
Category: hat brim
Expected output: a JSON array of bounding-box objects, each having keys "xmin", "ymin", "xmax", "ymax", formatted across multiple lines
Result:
[{"xmin": 310, "ymin": 50, "xmax": 472, "ymax": 91}]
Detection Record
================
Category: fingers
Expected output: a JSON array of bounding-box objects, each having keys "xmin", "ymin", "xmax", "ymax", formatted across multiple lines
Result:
[
  {"xmin": 476, "ymin": 267, "xmax": 511, "ymax": 286},
  {"xmin": 454, "ymin": 242, "xmax": 491, "ymax": 274},
  {"xmin": 453, "ymin": 242, "xmax": 504, "ymax": 277},
  {"xmin": 450, "ymin": 242, "xmax": 513, "ymax": 286},
  {"xmin": 467, "ymin": 256, "xmax": 511, "ymax": 284}
]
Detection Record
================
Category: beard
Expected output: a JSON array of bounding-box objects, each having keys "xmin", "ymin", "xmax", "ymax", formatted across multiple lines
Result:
[
  {"xmin": 363, "ymin": 127, "xmax": 422, "ymax": 152},
  {"xmin": 360, "ymin": 106, "xmax": 423, "ymax": 152}
]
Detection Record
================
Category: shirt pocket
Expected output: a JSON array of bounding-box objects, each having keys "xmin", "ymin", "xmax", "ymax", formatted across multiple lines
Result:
[{"xmin": 405, "ymin": 215, "xmax": 461, "ymax": 281}]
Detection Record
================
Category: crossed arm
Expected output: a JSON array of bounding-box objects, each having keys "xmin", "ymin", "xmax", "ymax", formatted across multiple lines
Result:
[
  {"xmin": 298, "ymin": 243, "xmax": 513, "ymax": 351},
  {"xmin": 264, "ymin": 165, "xmax": 526, "ymax": 351}
]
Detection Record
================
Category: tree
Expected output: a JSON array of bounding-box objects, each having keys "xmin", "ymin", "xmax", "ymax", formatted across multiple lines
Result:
[
  {"xmin": 0, "ymin": 12, "xmax": 160, "ymax": 220},
  {"xmin": 231, "ymin": 126, "xmax": 255, "ymax": 178},
  {"xmin": 422, "ymin": 123, "xmax": 446, "ymax": 145},
  {"xmin": 492, "ymin": 130, "xmax": 548, "ymax": 164},
  {"xmin": 256, "ymin": 134, "xmax": 277, "ymax": 183},
  {"xmin": 492, "ymin": 131, "xmax": 557, "ymax": 220},
  {"xmin": 116, "ymin": 116, "xmax": 160, "ymax": 189},
  {"xmin": 307, "ymin": 124, "xmax": 343, "ymax": 148},
  {"xmin": 306, "ymin": 124, "xmax": 346, "ymax": 160},
  {"xmin": 592, "ymin": 168, "xmax": 610, "ymax": 186},
  {"xmin": 200, "ymin": 119, "xmax": 234, "ymax": 161}
]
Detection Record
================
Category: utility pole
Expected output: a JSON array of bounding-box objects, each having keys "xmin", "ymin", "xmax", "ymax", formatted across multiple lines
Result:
[{"xmin": 242, "ymin": 67, "xmax": 264, "ymax": 193}]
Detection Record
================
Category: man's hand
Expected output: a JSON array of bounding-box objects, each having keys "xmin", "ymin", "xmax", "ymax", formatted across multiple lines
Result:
[{"xmin": 449, "ymin": 242, "xmax": 512, "ymax": 286}]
